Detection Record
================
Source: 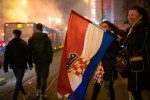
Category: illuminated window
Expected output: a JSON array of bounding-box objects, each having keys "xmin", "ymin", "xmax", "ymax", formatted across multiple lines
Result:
[{"xmin": 17, "ymin": 24, "xmax": 22, "ymax": 28}]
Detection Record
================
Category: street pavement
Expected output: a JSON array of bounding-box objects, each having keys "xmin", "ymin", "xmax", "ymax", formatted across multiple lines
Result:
[
  {"xmin": 1, "ymin": 50, "xmax": 150, "ymax": 100},
  {"xmin": 48, "ymin": 73, "xmax": 150, "ymax": 100}
]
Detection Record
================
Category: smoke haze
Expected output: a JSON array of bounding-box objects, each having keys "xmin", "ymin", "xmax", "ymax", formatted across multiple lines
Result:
[
  {"xmin": 0, "ymin": 0, "xmax": 62, "ymax": 26},
  {"xmin": 0, "ymin": 0, "xmax": 87, "ymax": 33}
]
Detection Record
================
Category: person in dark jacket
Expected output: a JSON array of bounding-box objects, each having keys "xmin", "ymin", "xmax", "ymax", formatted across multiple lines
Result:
[
  {"xmin": 117, "ymin": 6, "xmax": 150, "ymax": 100},
  {"xmin": 3, "ymin": 29, "xmax": 33, "ymax": 100},
  {"xmin": 122, "ymin": 21, "xmax": 131, "ymax": 37},
  {"xmin": 91, "ymin": 21, "xmax": 124, "ymax": 100},
  {"xmin": 28, "ymin": 23, "xmax": 53, "ymax": 100}
]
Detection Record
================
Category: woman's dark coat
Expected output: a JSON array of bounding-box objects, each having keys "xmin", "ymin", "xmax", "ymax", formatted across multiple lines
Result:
[{"xmin": 102, "ymin": 38, "xmax": 120, "ymax": 81}]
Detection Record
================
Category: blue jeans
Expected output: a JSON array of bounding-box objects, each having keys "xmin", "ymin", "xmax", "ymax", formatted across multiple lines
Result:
[
  {"xmin": 12, "ymin": 69, "xmax": 26, "ymax": 100},
  {"xmin": 35, "ymin": 64, "xmax": 50, "ymax": 94}
]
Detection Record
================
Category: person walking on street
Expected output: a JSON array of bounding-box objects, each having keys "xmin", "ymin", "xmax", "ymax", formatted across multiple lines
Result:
[
  {"xmin": 3, "ymin": 29, "xmax": 33, "ymax": 100},
  {"xmin": 28, "ymin": 23, "xmax": 53, "ymax": 100},
  {"xmin": 117, "ymin": 6, "xmax": 150, "ymax": 100}
]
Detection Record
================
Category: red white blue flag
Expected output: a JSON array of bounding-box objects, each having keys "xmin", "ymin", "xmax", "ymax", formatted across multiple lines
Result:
[{"xmin": 57, "ymin": 10, "xmax": 116, "ymax": 100}]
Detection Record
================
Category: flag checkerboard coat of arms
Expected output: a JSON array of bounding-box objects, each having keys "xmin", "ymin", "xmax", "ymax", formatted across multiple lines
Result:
[{"xmin": 57, "ymin": 10, "xmax": 116, "ymax": 100}]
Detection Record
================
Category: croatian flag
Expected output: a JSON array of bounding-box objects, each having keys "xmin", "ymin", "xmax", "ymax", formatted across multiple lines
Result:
[{"xmin": 57, "ymin": 10, "xmax": 116, "ymax": 100}]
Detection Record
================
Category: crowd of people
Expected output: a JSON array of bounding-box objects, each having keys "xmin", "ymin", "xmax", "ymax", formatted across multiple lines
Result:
[
  {"xmin": 1, "ymin": 5, "xmax": 150, "ymax": 100},
  {"xmin": 91, "ymin": 6, "xmax": 150, "ymax": 100}
]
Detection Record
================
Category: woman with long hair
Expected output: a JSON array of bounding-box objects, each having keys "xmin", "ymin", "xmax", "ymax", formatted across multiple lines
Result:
[{"xmin": 91, "ymin": 21, "xmax": 124, "ymax": 100}]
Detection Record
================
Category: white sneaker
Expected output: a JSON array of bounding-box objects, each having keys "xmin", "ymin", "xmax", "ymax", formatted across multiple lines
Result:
[
  {"xmin": 23, "ymin": 92, "xmax": 29, "ymax": 100},
  {"xmin": 36, "ymin": 89, "xmax": 40, "ymax": 97}
]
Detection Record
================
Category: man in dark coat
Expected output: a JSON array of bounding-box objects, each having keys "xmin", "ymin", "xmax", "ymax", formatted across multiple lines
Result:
[
  {"xmin": 28, "ymin": 23, "xmax": 53, "ymax": 100},
  {"xmin": 4, "ymin": 29, "xmax": 33, "ymax": 100}
]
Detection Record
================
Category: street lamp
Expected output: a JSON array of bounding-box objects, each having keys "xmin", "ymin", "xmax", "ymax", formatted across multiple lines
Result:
[
  {"xmin": 84, "ymin": 0, "xmax": 88, "ymax": 2},
  {"xmin": 22, "ymin": 0, "xmax": 26, "ymax": 5}
]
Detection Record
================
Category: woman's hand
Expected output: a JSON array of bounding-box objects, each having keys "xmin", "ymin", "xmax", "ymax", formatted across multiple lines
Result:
[{"xmin": 117, "ymin": 35, "xmax": 122, "ymax": 42}]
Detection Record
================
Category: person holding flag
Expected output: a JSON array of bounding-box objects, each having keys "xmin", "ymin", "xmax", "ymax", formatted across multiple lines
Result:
[
  {"xmin": 57, "ymin": 10, "xmax": 117, "ymax": 100},
  {"xmin": 91, "ymin": 21, "xmax": 124, "ymax": 100}
]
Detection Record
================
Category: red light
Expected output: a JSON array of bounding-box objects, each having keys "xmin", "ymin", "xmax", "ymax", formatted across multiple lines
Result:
[
  {"xmin": 29, "ymin": 82, "xmax": 34, "ymax": 85},
  {"xmin": 2, "ymin": 43, "xmax": 5, "ymax": 47},
  {"xmin": 53, "ymin": 33, "xmax": 56, "ymax": 38}
]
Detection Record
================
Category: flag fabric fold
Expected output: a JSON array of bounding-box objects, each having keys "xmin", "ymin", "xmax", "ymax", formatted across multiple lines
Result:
[{"xmin": 57, "ymin": 10, "xmax": 116, "ymax": 100}]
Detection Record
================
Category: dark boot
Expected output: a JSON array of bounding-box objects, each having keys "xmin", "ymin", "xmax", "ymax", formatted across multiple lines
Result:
[
  {"xmin": 110, "ymin": 87, "xmax": 115, "ymax": 100},
  {"xmin": 105, "ymin": 80, "xmax": 115, "ymax": 100},
  {"xmin": 91, "ymin": 82, "xmax": 101, "ymax": 100}
]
